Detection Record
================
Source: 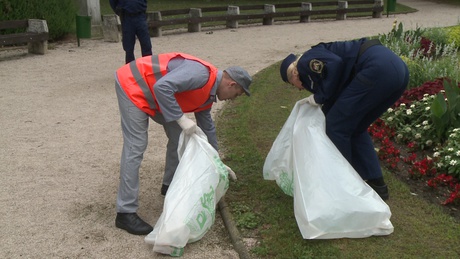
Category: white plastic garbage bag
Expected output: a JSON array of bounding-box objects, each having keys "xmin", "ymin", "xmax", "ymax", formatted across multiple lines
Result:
[
  {"xmin": 145, "ymin": 129, "xmax": 230, "ymax": 256},
  {"xmin": 263, "ymin": 102, "xmax": 394, "ymax": 239}
]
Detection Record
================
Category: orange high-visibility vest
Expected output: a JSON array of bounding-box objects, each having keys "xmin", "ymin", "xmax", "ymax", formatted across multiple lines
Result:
[{"xmin": 116, "ymin": 52, "xmax": 218, "ymax": 117}]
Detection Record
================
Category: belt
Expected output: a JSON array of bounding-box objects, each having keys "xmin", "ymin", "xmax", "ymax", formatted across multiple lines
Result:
[{"xmin": 358, "ymin": 39, "xmax": 381, "ymax": 59}]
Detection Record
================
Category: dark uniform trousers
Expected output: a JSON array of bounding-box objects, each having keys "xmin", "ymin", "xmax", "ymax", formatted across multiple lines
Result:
[
  {"xmin": 121, "ymin": 13, "xmax": 152, "ymax": 64},
  {"xmin": 324, "ymin": 44, "xmax": 409, "ymax": 180}
]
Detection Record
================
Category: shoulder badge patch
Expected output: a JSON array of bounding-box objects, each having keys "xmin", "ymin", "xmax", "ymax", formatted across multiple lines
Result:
[{"xmin": 309, "ymin": 59, "xmax": 324, "ymax": 74}]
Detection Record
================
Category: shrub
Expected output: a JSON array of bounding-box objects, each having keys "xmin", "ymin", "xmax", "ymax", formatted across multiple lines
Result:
[
  {"xmin": 445, "ymin": 25, "xmax": 460, "ymax": 49},
  {"xmin": 382, "ymin": 95, "xmax": 438, "ymax": 150},
  {"xmin": 379, "ymin": 23, "xmax": 460, "ymax": 88},
  {"xmin": 434, "ymin": 128, "xmax": 460, "ymax": 178},
  {"xmin": 0, "ymin": 0, "xmax": 76, "ymax": 40},
  {"xmin": 431, "ymin": 79, "xmax": 460, "ymax": 142}
]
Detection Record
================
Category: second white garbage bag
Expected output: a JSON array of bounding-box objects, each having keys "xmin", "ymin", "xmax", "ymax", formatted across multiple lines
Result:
[
  {"xmin": 145, "ymin": 129, "xmax": 230, "ymax": 256},
  {"xmin": 263, "ymin": 102, "xmax": 394, "ymax": 239}
]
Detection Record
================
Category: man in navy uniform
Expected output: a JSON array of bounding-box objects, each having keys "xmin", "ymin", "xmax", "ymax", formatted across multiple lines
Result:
[{"xmin": 280, "ymin": 38, "xmax": 409, "ymax": 201}]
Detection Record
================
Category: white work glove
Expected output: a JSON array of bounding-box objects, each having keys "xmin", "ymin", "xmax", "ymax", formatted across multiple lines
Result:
[
  {"xmin": 298, "ymin": 95, "xmax": 319, "ymax": 106},
  {"xmin": 176, "ymin": 114, "xmax": 197, "ymax": 135},
  {"xmin": 225, "ymin": 165, "xmax": 237, "ymax": 181}
]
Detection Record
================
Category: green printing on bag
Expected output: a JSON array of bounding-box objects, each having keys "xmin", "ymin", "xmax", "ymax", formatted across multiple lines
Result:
[
  {"xmin": 170, "ymin": 246, "xmax": 184, "ymax": 257},
  {"xmin": 213, "ymin": 155, "xmax": 230, "ymax": 190},
  {"xmin": 185, "ymin": 186, "xmax": 215, "ymax": 232},
  {"xmin": 184, "ymin": 154, "xmax": 230, "ymax": 234},
  {"xmin": 279, "ymin": 171, "xmax": 294, "ymax": 196},
  {"xmin": 199, "ymin": 187, "xmax": 216, "ymax": 228}
]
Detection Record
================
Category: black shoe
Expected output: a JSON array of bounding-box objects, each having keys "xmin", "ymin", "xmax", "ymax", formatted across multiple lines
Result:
[
  {"xmin": 115, "ymin": 213, "xmax": 153, "ymax": 235},
  {"xmin": 367, "ymin": 182, "xmax": 389, "ymax": 201},
  {"xmin": 161, "ymin": 184, "xmax": 169, "ymax": 196}
]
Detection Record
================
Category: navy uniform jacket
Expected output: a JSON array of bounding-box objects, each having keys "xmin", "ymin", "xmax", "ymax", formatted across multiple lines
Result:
[
  {"xmin": 297, "ymin": 38, "xmax": 367, "ymax": 111},
  {"xmin": 110, "ymin": 0, "xmax": 147, "ymax": 15}
]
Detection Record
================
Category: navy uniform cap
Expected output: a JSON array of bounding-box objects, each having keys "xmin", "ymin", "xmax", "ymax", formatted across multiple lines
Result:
[{"xmin": 280, "ymin": 54, "xmax": 297, "ymax": 82}]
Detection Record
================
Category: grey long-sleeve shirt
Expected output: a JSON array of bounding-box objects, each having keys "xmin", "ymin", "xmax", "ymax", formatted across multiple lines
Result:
[{"xmin": 154, "ymin": 57, "xmax": 222, "ymax": 150}]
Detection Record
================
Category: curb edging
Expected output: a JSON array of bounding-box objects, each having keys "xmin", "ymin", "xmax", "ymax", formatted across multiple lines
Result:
[{"xmin": 218, "ymin": 197, "xmax": 252, "ymax": 259}]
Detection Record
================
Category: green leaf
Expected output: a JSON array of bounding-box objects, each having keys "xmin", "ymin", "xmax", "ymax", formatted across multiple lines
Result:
[{"xmin": 431, "ymin": 93, "xmax": 449, "ymax": 141}]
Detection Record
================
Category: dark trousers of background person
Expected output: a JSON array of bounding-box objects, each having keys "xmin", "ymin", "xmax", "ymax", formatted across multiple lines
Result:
[{"xmin": 121, "ymin": 13, "xmax": 152, "ymax": 64}]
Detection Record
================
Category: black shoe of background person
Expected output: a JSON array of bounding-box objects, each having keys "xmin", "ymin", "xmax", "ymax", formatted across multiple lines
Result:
[
  {"xmin": 115, "ymin": 213, "xmax": 153, "ymax": 235},
  {"xmin": 161, "ymin": 184, "xmax": 169, "ymax": 196},
  {"xmin": 367, "ymin": 182, "xmax": 389, "ymax": 201}
]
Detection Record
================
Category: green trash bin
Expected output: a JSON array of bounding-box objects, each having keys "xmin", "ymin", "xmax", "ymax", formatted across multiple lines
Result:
[
  {"xmin": 76, "ymin": 15, "xmax": 91, "ymax": 46},
  {"xmin": 387, "ymin": 0, "xmax": 396, "ymax": 12}
]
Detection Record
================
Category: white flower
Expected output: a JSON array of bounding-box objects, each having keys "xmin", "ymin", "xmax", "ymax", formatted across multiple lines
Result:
[
  {"xmin": 448, "ymin": 148, "xmax": 454, "ymax": 152},
  {"xmin": 426, "ymin": 140, "xmax": 433, "ymax": 146},
  {"xmin": 416, "ymin": 124, "xmax": 421, "ymax": 128},
  {"xmin": 453, "ymin": 128, "xmax": 459, "ymax": 132},
  {"xmin": 437, "ymin": 162, "xmax": 444, "ymax": 168},
  {"xmin": 456, "ymin": 151, "xmax": 460, "ymax": 156},
  {"xmin": 425, "ymin": 107, "xmax": 430, "ymax": 111},
  {"xmin": 423, "ymin": 125, "xmax": 431, "ymax": 130},
  {"xmin": 422, "ymin": 120, "xmax": 429, "ymax": 125},
  {"xmin": 433, "ymin": 152, "xmax": 440, "ymax": 157},
  {"xmin": 410, "ymin": 104, "xmax": 415, "ymax": 109},
  {"xmin": 397, "ymin": 134, "xmax": 403, "ymax": 139},
  {"xmin": 405, "ymin": 127, "xmax": 411, "ymax": 132},
  {"xmin": 395, "ymin": 110, "xmax": 401, "ymax": 116},
  {"xmin": 449, "ymin": 160, "xmax": 457, "ymax": 166},
  {"xmin": 388, "ymin": 116, "xmax": 394, "ymax": 121},
  {"xmin": 400, "ymin": 103, "xmax": 406, "ymax": 107},
  {"xmin": 415, "ymin": 133, "xmax": 421, "ymax": 139},
  {"xmin": 406, "ymin": 109, "xmax": 412, "ymax": 115},
  {"xmin": 387, "ymin": 108, "xmax": 394, "ymax": 113},
  {"xmin": 449, "ymin": 133, "xmax": 457, "ymax": 138},
  {"xmin": 445, "ymin": 155, "xmax": 451, "ymax": 160}
]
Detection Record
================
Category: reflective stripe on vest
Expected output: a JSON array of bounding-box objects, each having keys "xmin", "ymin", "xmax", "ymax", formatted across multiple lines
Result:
[{"xmin": 128, "ymin": 56, "xmax": 159, "ymax": 111}]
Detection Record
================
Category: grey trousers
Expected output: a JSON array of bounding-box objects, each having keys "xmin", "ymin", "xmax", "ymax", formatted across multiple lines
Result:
[{"xmin": 115, "ymin": 82, "xmax": 181, "ymax": 213}]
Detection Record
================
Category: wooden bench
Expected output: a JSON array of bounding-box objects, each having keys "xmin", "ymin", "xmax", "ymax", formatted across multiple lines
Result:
[
  {"xmin": 146, "ymin": 0, "xmax": 384, "ymax": 37},
  {"xmin": 0, "ymin": 19, "xmax": 49, "ymax": 55}
]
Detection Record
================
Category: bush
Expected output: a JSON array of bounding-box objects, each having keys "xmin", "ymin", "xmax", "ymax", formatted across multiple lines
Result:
[
  {"xmin": 374, "ymin": 23, "xmax": 460, "ymax": 204},
  {"xmin": 378, "ymin": 23, "xmax": 460, "ymax": 88},
  {"xmin": 446, "ymin": 25, "xmax": 460, "ymax": 49},
  {"xmin": 0, "ymin": 0, "xmax": 76, "ymax": 41}
]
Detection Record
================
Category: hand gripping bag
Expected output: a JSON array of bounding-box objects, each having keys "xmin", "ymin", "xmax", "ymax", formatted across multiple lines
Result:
[
  {"xmin": 145, "ymin": 129, "xmax": 230, "ymax": 256},
  {"xmin": 263, "ymin": 102, "xmax": 394, "ymax": 239}
]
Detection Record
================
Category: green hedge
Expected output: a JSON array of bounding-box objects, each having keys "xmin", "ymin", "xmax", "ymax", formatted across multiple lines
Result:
[{"xmin": 0, "ymin": 0, "xmax": 76, "ymax": 41}]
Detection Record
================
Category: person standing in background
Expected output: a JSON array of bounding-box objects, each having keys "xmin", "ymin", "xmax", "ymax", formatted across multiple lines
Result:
[{"xmin": 110, "ymin": 0, "xmax": 153, "ymax": 64}]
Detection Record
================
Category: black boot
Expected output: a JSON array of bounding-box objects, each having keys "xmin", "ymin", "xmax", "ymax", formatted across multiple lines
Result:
[
  {"xmin": 161, "ymin": 184, "xmax": 169, "ymax": 196},
  {"xmin": 367, "ymin": 181, "xmax": 389, "ymax": 201},
  {"xmin": 115, "ymin": 213, "xmax": 153, "ymax": 235}
]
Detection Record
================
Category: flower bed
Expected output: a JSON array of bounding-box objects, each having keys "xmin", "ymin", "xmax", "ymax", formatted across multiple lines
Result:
[
  {"xmin": 369, "ymin": 78, "xmax": 460, "ymax": 207},
  {"xmin": 369, "ymin": 23, "xmax": 460, "ymax": 211}
]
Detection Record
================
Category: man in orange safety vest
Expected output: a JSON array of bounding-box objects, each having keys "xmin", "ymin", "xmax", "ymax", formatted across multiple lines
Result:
[{"xmin": 114, "ymin": 52, "xmax": 252, "ymax": 235}]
